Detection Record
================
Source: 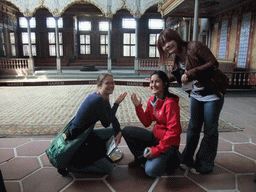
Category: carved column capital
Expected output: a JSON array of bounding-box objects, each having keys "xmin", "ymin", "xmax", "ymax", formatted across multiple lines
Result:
[{"xmin": 52, "ymin": 9, "xmax": 61, "ymax": 17}]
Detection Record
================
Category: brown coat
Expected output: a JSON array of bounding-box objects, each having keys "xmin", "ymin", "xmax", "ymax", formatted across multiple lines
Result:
[{"xmin": 169, "ymin": 41, "xmax": 229, "ymax": 97}]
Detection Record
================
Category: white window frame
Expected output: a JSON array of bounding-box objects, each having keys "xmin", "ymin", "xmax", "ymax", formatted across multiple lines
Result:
[
  {"xmin": 21, "ymin": 32, "xmax": 37, "ymax": 56},
  {"xmin": 80, "ymin": 34, "xmax": 91, "ymax": 55},
  {"xmin": 46, "ymin": 17, "xmax": 63, "ymax": 28},
  {"xmin": 148, "ymin": 19, "xmax": 164, "ymax": 30},
  {"xmin": 149, "ymin": 33, "xmax": 159, "ymax": 58},
  {"xmin": 79, "ymin": 21, "xmax": 91, "ymax": 31},
  {"xmin": 123, "ymin": 33, "xmax": 135, "ymax": 57},
  {"xmin": 122, "ymin": 18, "xmax": 136, "ymax": 29},
  {"xmin": 48, "ymin": 32, "xmax": 63, "ymax": 56},
  {"xmin": 99, "ymin": 21, "xmax": 109, "ymax": 31},
  {"xmin": 100, "ymin": 34, "xmax": 108, "ymax": 55},
  {"xmin": 19, "ymin": 17, "xmax": 36, "ymax": 28}
]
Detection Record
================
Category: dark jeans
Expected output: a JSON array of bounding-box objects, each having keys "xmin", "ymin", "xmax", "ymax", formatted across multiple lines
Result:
[
  {"xmin": 181, "ymin": 96, "xmax": 224, "ymax": 173},
  {"xmin": 122, "ymin": 126, "xmax": 180, "ymax": 177},
  {"xmin": 69, "ymin": 127, "xmax": 115, "ymax": 174}
]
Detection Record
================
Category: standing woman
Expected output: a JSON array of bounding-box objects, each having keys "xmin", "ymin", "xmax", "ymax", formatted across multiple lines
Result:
[
  {"xmin": 63, "ymin": 73, "xmax": 127, "ymax": 175},
  {"xmin": 122, "ymin": 70, "xmax": 182, "ymax": 177},
  {"xmin": 157, "ymin": 28, "xmax": 228, "ymax": 174}
]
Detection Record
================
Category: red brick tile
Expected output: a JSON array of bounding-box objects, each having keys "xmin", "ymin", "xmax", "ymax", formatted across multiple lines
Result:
[
  {"xmin": 218, "ymin": 138, "xmax": 232, "ymax": 151},
  {"xmin": 40, "ymin": 153, "xmax": 52, "ymax": 167},
  {"xmin": 153, "ymin": 177, "xmax": 206, "ymax": 192},
  {"xmin": 16, "ymin": 140, "xmax": 51, "ymax": 156},
  {"xmin": 219, "ymin": 132, "xmax": 250, "ymax": 143},
  {"xmin": 188, "ymin": 166, "xmax": 235, "ymax": 190},
  {"xmin": 0, "ymin": 157, "xmax": 40, "ymax": 180},
  {"xmin": 0, "ymin": 138, "xmax": 31, "ymax": 147},
  {"xmin": 237, "ymin": 174, "xmax": 256, "ymax": 192},
  {"xmin": 4, "ymin": 181, "xmax": 20, "ymax": 191},
  {"xmin": 64, "ymin": 180, "xmax": 111, "ymax": 192},
  {"xmin": 22, "ymin": 167, "xmax": 72, "ymax": 192},
  {"xmin": 215, "ymin": 153, "xmax": 256, "ymax": 173},
  {"xmin": 234, "ymin": 143, "xmax": 256, "ymax": 160},
  {"xmin": 106, "ymin": 166, "xmax": 155, "ymax": 191},
  {"xmin": 0, "ymin": 149, "xmax": 14, "ymax": 163}
]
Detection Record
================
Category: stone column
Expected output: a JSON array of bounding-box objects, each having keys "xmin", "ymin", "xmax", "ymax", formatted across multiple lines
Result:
[
  {"xmin": 107, "ymin": 18, "xmax": 112, "ymax": 73},
  {"xmin": 184, "ymin": 19, "xmax": 190, "ymax": 41},
  {"xmin": 26, "ymin": 17, "xmax": 35, "ymax": 74},
  {"xmin": 193, "ymin": 0, "xmax": 199, "ymax": 41},
  {"xmin": 55, "ymin": 17, "xmax": 62, "ymax": 73},
  {"xmin": 134, "ymin": 18, "xmax": 139, "ymax": 75}
]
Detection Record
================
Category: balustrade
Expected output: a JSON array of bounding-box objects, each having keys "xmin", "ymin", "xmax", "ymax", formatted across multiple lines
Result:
[
  {"xmin": 0, "ymin": 59, "xmax": 28, "ymax": 70},
  {"xmin": 139, "ymin": 59, "xmax": 159, "ymax": 70},
  {"xmin": 225, "ymin": 71, "xmax": 256, "ymax": 89}
]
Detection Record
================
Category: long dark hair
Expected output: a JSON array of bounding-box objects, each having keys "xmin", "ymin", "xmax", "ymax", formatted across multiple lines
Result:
[
  {"xmin": 157, "ymin": 28, "xmax": 188, "ymax": 65},
  {"xmin": 150, "ymin": 70, "xmax": 170, "ymax": 94}
]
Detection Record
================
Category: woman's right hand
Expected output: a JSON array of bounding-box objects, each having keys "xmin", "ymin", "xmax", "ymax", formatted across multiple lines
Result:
[
  {"xmin": 131, "ymin": 93, "xmax": 141, "ymax": 107},
  {"xmin": 181, "ymin": 74, "xmax": 188, "ymax": 84},
  {"xmin": 115, "ymin": 92, "xmax": 127, "ymax": 105}
]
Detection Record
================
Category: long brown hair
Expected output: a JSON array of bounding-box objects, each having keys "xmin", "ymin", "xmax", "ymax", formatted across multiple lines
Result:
[{"xmin": 157, "ymin": 28, "xmax": 187, "ymax": 65}]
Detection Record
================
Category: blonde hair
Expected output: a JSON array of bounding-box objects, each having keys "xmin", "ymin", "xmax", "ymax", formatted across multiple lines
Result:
[{"xmin": 96, "ymin": 73, "xmax": 113, "ymax": 87}]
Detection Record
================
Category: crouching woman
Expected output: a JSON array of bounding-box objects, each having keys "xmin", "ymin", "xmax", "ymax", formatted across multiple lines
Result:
[{"xmin": 122, "ymin": 70, "xmax": 182, "ymax": 177}]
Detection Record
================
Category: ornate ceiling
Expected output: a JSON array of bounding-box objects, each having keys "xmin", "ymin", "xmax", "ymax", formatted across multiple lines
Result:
[
  {"xmin": 2, "ymin": 0, "xmax": 254, "ymax": 19},
  {"xmin": 1, "ymin": 0, "xmax": 163, "ymax": 18}
]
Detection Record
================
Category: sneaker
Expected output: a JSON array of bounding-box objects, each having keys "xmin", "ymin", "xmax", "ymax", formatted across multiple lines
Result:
[
  {"xmin": 180, "ymin": 164, "xmax": 189, "ymax": 170},
  {"xmin": 190, "ymin": 168, "xmax": 200, "ymax": 175}
]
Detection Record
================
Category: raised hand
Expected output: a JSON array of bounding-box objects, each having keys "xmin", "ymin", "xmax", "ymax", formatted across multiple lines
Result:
[
  {"xmin": 115, "ymin": 92, "xmax": 127, "ymax": 105},
  {"xmin": 131, "ymin": 93, "xmax": 142, "ymax": 107}
]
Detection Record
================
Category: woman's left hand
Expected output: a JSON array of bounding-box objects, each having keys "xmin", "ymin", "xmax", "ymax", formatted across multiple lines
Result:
[
  {"xmin": 144, "ymin": 147, "xmax": 154, "ymax": 159},
  {"xmin": 115, "ymin": 131, "xmax": 122, "ymax": 145},
  {"xmin": 115, "ymin": 92, "xmax": 127, "ymax": 105}
]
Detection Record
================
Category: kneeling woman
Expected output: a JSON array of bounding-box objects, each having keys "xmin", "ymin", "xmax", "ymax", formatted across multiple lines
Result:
[
  {"xmin": 122, "ymin": 70, "xmax": 182, "ymax": 177},
  {"xmin": 62, "ymin": 73, "xmax": 127, "ymax": 175}
]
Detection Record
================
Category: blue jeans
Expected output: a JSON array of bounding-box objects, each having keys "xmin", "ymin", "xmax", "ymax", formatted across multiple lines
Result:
[
  {"xmin": 181, "ymin": 96, "xmax": 224, "ymax": 173},
  {"xmin": 122, "ymin": 126, "xmax": 180, "ymax": 177}
]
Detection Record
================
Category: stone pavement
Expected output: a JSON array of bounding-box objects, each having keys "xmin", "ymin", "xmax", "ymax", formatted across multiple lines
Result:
[
  {"xmin": 0, "ymin": 76, "xmax": 256, "ymax": 192},
  {"xmin": 0, "ymin": 84, "xmax": 240, "ymax": 136}
]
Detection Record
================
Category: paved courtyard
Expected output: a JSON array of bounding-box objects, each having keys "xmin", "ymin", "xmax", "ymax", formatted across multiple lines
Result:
[
  {"xmin": 0, "ymin": 85, "xmax": 240, "ymax": 136},
  {"xmin": 0, "ymin": 80, "xmax": 256, "ymax": 192}
]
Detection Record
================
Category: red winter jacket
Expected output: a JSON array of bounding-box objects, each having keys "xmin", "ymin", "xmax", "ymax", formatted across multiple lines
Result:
[{"xmin": 135, "ymin": 93, "xmax": 182, "ymax": 157}]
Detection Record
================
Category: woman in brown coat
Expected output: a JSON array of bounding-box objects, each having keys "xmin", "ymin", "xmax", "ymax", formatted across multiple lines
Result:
[{"xmin": 157, "ymin": 28, "xmax": 229, "ymax": 174}]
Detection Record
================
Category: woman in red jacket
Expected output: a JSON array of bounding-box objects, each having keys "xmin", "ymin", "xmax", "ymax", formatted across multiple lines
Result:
[{"xmin": 122, "ymin": 70, "xmax": 182, "ymax": 177}]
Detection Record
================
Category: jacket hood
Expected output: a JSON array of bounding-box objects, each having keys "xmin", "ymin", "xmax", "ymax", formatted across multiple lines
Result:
[{"xmin": 150, "ymin": 92, "xmax": 179, "ymax": 105}]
